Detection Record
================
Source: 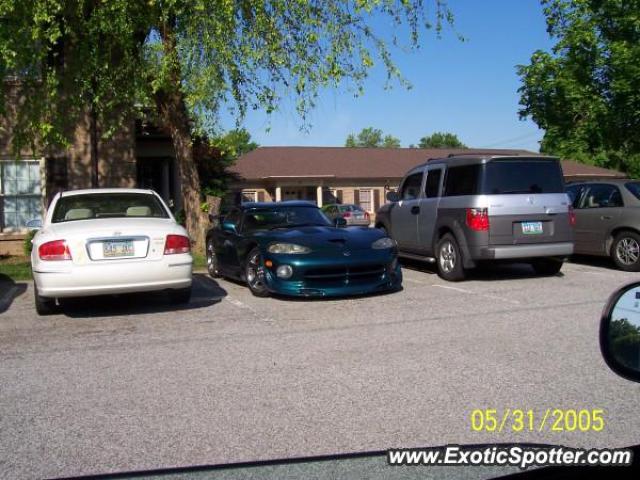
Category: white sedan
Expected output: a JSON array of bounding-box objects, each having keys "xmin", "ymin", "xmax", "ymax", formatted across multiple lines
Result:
[{"xmin": 31, "ymin": 188, "xmax": 193, "ymax": 315}]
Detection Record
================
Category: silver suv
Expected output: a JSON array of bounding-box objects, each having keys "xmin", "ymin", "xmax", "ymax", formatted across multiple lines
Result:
[{"xmin": 375, "ymin": 155, "xmax": 575, "ymax": 281}]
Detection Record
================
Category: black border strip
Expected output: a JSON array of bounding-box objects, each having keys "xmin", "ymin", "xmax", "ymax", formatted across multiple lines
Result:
[{"xmin": 49, "ymin": 442, "xmax": 558, "ymax": 480}]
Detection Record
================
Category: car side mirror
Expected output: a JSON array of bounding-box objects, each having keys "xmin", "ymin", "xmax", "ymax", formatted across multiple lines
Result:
[
  {"xmin": 334, "ymin": 217, "xmax": 347, "ymax": 227},
  {"xmin": 386, "ymin": 191, "xmax": 399, "ymax": 202},
  {"xmin": 221, "ymin": 221, "xmax": 237, "ymax": 234},
  {"xmin": 600, "ymin": 281, "xmax": 640, "ymax": 383}
]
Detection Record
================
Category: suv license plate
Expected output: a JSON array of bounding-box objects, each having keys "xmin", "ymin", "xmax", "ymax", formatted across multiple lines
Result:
[
  {"xmin": 521, "ymin": 221, "xmax": 543, "ymax": 235},
  {"xmin": 103, "ymin": 240, "xmax": 135, "ymax": 258}
]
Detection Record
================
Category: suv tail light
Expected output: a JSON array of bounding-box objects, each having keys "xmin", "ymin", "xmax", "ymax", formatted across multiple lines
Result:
[
  {"xmin": 568, "ymin": 206, "xmax": 576, "ymax": 227},
  {"xmin": 466, "ymin": 208, "xmax": 490, "ymax": 231},
  {"xmin": 39, "ymin": 240, "xmax": 72, "ymax": 261},
  {"xmin": 164, "ymin": 235, "xmax": 191, "ymax": 255}
]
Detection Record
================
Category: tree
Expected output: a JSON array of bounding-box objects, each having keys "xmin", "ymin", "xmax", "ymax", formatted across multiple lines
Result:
[
  {"xmin": 418, "ymin": 132, "xmax": 467, "ymax": 148},
  {"xmin": 0, "ymin": 1, "xmax": 453, "ymax": 250},
  {"xmin": 518, "ymin": 0, "xmax": 640, "ymax": 176},
  {"xmin": 345, "ymin": 127, "xmax": 401, "ymax": 148}
]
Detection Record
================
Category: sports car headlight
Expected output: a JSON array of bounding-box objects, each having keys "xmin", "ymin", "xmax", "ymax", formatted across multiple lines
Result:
[
  {"xmin": 371, "ymin": 237, "xmax": 396, "ymax": 249},
  {"xmin": 267, "ymin": 242, "xmax": 312, "ymax": 254}
]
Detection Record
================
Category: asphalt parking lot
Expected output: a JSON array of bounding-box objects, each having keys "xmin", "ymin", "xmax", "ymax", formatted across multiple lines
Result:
[{"xmin": 2, "ymin": 259, "xmax": 640, "ymax": 479}]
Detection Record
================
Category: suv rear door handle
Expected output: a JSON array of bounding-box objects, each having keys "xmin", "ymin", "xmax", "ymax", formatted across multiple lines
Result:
[
  {"xmin": 601, "ymin": 215, "xmax": 612, "ymax": 220},
  {"xmin": 411, "ymin": 206, "xmax": 420, "ymax": 215}
]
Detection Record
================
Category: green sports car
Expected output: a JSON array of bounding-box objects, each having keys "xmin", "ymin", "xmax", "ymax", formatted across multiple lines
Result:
[{"xmin": 205, "ymin": 201, "xmax": 402, "ymax": 297}]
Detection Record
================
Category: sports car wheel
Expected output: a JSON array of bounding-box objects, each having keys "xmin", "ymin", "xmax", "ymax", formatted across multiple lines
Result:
[
  {"xmin": 206, "ymin": 239, "xmax": 220, "ymax": 278},
  {"xmin": 245, "ymin": 248, "xmax": 269, "ymax": 297}
]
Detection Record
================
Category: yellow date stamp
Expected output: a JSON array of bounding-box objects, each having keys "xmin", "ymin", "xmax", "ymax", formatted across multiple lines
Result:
[{"xmin": 470, "ymin": 408, "xmax": 605, "ymax": 433}]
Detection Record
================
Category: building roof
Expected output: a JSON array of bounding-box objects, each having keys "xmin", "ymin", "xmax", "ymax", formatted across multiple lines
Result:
[{"xmin": 229, "ymin": 146, "xmax": 626, "ymax": 180}]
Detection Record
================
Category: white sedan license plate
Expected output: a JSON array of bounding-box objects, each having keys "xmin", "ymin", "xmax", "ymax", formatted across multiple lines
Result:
[
  {"xmin": 521, "ymin": 221, "xmax": 543, "ymax": 235},
  {"xmin": 103, "ymin": 240, "xmax": 135, "ymax": 258}
]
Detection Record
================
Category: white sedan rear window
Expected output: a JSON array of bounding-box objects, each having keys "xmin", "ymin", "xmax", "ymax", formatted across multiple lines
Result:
[{"xmin": 52, "ymin": 193, "xmax": 169, "ymax": 223}]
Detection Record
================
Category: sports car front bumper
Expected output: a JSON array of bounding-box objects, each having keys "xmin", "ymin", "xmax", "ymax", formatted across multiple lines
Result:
[{"xmin": 261, "ymin": 249, "xmax": 402, "ymax": 297}]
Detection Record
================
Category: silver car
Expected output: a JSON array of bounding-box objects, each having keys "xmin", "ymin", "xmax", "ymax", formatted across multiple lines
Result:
[
  {"xmin": 566, "ymin": 179, "xmax": 640, "ymax": 271},
  {"xmin": 375, "ymin": 155, "xmax": 575, "ymax": 281},
  {"xmin": 322, "ymin": 204, "xmax": 371, "ymax": 226}
]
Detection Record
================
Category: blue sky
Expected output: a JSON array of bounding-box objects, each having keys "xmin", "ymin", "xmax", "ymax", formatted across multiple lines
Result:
[{"xmin": 222, "ymin": 0, "xmax": 554, "ymax": 152}]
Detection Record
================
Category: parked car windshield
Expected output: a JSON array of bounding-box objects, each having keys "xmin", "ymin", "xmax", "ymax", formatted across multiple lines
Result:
[
  {"xmin": 52, "ymin": 193, "xmax": 169, "ymax": 223},
  {"xmin": 483, "ymin": 159, "xmax": 564, "ymax": 194},
  {"xmin": 625, "ymin": 182, "xmax": 640, "ymax": 200},
  {"xmin": 243, "ymin": 206, "xmax": 332, "ymax": 232}
]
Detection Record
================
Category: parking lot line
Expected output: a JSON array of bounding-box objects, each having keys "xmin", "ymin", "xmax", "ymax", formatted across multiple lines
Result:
[{"xmin": 224, "ymin": 295, "xmax": 275, "ymax": 323}]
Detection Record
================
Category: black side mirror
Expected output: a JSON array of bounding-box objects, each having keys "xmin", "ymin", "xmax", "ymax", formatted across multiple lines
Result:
[
  {"xmin": 334, "ymin": 217, "xmax": 347, "ymax": 227},
  {"xmin": 600, "ymin": 281, "xmax": 640, "ymax": 383},
  {"xmin": 386, "ymin": 191, "xmax": 399, "ymax": 202}
]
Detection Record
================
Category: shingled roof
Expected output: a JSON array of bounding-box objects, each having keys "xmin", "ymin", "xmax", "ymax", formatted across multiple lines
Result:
[{"xmin": 229, "ymin": 146, "xmax": 626, "ymax": 180}]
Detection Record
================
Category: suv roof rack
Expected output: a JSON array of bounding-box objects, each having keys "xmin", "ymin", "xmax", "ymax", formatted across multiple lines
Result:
[{"xmin": 446, "ymin": 152, "xmax": 520, "ymax": 158}]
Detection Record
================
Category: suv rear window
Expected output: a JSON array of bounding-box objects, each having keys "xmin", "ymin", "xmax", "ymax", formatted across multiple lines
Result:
[{"xmin": 483, "ymin": 159, "xmax": 564, "ymax": 194}]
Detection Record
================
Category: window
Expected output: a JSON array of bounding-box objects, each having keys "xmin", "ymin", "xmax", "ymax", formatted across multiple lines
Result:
[
  {"xmin": 223, "ymin": 208, "xmax": 242, "ymax": 227},
  {"xmin": 566, "ymin": 184, "xmax": 585, "ymax": 208},
  {"xmin": 425, "ymin": 169, "xmax": 442, "ymax": 198},
  {"xmin": 241, "ymin": 191, "xmax": 258, "ymax": 204},
  {"xmin": 581, "ymin": 184, "xmax": 624, "ymax": 209},
  {"xmin": 1, "ymin": 160, "xmax": 43, "ymax": 231},
  {"xmin": 444, "ymin": 165, "xmax": 482, "ymax": 196},
  {"xmin": 625, "ymin": 182, "xmax": 640, "ymax": 201},
  {"xmin": 52, "ymin": 193, "xmax": 169, "ymax": 223},
  {"xmin": 358, "ymin": 189, "xmax": 372, "ymax": 212},
  {"xmin": 400, "ymin": 173, "xmax": 423, "ymax": 200},
  {"xmin": 483, "ymin": 159, "xmax": 564, "ymax": 194}
]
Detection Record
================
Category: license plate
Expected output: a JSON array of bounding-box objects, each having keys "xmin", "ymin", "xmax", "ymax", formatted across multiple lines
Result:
[
  {"xmin": 103, "ymin": 240, "xmax": 135, "ymax": 258},
  {"xmin": 521, "ymin": 221, "xmax": 543, "ymax": 235}
]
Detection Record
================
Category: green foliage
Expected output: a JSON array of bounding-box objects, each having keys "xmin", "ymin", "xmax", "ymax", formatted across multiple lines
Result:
[
  {"xmin": 23, "ymin": 229, "xmax": 37, "ymax": 256},
  {"xmin": 518, "ymin": 0, "xmax": 640, "ymax": 176},
  {"xmin": 196, "ymin": 128, "xmax": 258, "ymax": 198},
  {"xmin": 0, "ymin": 1, "xmax": 454, "ymax": 153},
  {"xmin": 418, "ymin": 132, "xmax": 467, "ymax": 148},
  {"xmin": 610, "ymin": 318, "xmax": 640, "ymax": 369},
  {"xmin": 345, "ymin": 127, "xmax": 401, "ymax": 148}
]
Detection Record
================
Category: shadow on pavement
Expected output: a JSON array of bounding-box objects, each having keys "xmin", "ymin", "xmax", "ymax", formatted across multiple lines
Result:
[
  {"xmin": 400, "ymin": 258, "xmax": 565, "ymax": 281},
  {"xmin": 0, "ymin": 274, "xmax": 27, "ymax": 314},
  {"xmin": 58, "ymin": 274, "xmax": 227, "ymax": 318},
  {"xmin": 568, "ymin": 254, "xmax": 618, "ymax": 271}
]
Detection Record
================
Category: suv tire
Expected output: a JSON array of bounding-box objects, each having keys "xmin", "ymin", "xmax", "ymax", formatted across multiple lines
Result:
[
  {"xmin": 436, "ymin": 233, "xmax": 466, "ymax": 281},
  {"xmin": 612, "ymin": 231, "xmax": 640, "ymax": 271},
  {"xmin": 531, "ymin": 258, "xmax": 563, "ymax": 276}
]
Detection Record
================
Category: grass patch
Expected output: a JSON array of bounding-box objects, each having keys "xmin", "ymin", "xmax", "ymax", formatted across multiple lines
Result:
[
  {"xmin": 0, "ymin": 256, "xmax": 32, "ymax": 282},
  {"xmin": 192, "ymin": 252, "xmax": 207, "ymax": 270}
]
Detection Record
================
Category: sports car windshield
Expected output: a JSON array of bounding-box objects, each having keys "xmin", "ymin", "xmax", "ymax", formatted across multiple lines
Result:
[
  {"xmin": 243, "ymin": 206, "xmax": 332, "ymax": 232},
  {"xmin": 52, "ymin": 193, "xmax": 169, "ymax": 223}
]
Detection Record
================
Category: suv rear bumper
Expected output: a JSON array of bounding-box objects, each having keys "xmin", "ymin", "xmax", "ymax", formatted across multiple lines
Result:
[{"xmin": 470, "ymin": 242, "xmax": 574, "ymax": 260}]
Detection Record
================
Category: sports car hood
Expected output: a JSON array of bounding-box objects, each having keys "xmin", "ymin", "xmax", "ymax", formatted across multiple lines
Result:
[{"xmin": 256, "ymin": 225, "xmax": 386, "ymax": 252}]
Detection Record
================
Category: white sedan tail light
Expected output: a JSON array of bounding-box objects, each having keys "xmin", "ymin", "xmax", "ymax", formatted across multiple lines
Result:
[
  {"xmin": 164, "ymin": 235, "xmax": 190, "ymax": 255},
  {"xmin": 39, "ymin": 240, "xmax": 72, "ymax": 261}
]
